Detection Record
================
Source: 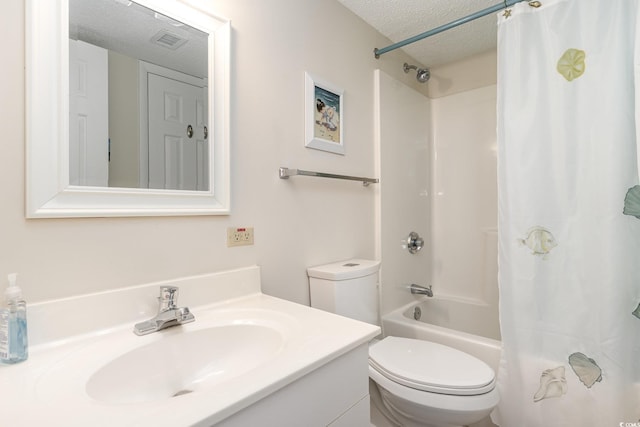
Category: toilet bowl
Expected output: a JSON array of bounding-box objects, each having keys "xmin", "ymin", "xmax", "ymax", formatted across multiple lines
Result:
[
  {"xmin": 307, "ymin": 259, "xmax": 499, "ymax": 427},
  {"xmin": 369, "ymin": 337, "xmax": 499, "ymax": 427}
]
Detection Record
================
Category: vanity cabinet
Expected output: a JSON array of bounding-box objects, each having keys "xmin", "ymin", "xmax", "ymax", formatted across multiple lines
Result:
[
  {"xmin": 5, "ymin": 267, "xmax": 379, "ymax": 426},
  {"xmin": 216, "ymin": 344, "xmax": 370, "ymax": 427}
]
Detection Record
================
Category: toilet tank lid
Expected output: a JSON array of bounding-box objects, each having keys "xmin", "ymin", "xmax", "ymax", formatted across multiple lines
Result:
[{"xmin": 307, "ymin": 259, "xmax": 381, "ymax": 280}]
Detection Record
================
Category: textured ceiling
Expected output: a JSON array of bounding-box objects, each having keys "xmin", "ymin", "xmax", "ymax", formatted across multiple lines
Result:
[
  {"xmin": 338, "ymin": 0, "xmax": 501, "ymax": 67},
  {"xmin": 69, "ymin": 0, "xmax": 207, "ymax": 78}
]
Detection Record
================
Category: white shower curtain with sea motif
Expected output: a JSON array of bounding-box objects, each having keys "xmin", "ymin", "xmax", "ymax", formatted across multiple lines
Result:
[{"xmin": 495, "ymin": 0, "xmax": 640, "ymax": 425}]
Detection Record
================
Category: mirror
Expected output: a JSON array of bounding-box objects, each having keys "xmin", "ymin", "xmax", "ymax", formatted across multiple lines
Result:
[
  {"xmin": 69, "ymin": 0, "xmax": 209, "ymax": 191},
  {"xmin": 26, "ymin": 0, "xmax": 230, "ymax": 217}
]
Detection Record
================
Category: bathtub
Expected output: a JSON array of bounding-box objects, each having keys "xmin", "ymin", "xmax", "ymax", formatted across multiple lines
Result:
[{"xmin": 381, "ymin": 297, "xmax": 502, "ymax": 373}]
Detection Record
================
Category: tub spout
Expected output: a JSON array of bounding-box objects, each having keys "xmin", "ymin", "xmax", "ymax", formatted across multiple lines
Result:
[{"xmin": 410, "ymin": 284, "xmax": 433, "ymax": 297}]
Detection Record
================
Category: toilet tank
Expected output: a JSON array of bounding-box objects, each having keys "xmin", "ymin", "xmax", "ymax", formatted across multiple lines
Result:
[{"xmin": 307, "ymin": 259, "xmax": 380, "ymax": 325}]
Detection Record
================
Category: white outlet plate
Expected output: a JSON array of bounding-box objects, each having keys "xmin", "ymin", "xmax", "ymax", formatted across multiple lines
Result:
[{"xmin": 227, "ymin": 227, "xmax": 254, "ymax": 247}]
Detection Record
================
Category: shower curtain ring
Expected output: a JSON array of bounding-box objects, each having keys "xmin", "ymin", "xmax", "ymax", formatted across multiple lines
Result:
[{"xmin": 503, "ymin": 0, "xmax": 513, "ymax": 18}]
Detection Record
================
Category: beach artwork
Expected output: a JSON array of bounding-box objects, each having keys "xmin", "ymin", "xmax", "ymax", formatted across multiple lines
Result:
[
  {"xmin": 313, "ymin": 85, "xmax": 341, "ymax": 144},
  {"xmin": 305, "ymin": 72, "xmax": 345, "ymax": 154}
]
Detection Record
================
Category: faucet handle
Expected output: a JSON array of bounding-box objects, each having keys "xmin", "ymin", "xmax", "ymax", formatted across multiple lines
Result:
[{"xmin": 158, "ymin": 286, "xmax": 179, "ymax": 311}]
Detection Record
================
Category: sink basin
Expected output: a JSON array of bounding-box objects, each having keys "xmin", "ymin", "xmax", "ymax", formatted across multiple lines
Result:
[{"xmin": 85, "ymin": 324, "xmax": 284, "ymax": 404}]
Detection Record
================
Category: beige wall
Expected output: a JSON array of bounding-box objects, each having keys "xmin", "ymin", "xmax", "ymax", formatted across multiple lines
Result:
[
  {"xmin": 108, "ymin": 50, "xmax": 140, "ymax": 188},
  {"xmin": 427, "ymin": 49, "xmax": 497, "ymax": 99},
  {"xmin": 2, "ymin": 0, "xmax": 428, "ymax": 304}
]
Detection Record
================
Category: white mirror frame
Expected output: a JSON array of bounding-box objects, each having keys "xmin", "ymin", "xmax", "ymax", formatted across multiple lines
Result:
[{"xmin": 26, "ymin": 0, "xmax": 231, "ymax": 218}]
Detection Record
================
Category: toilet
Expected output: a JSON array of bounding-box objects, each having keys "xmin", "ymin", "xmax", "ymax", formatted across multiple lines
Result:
[{"xmin": 307, "ymin": 259, "xmax": 499, "ymax": 427}]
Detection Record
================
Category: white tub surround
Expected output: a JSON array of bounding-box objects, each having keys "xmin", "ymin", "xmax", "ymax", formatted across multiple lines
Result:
[
  {"xmin": 382, "ymin": 300, "xmax": 501, "ymax": 374},
  {"xmin": 0, "ymin": 266, "xmax": 379, "ymax": 426},
  {"xmin": 405, "ymin": 296, "xmax": 500, "ymax": 341}
]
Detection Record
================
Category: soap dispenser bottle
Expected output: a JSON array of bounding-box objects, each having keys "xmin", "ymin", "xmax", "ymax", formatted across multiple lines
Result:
[{"xmin": 0, "ymin": 273, "xmax": 28, "ymax": 364}]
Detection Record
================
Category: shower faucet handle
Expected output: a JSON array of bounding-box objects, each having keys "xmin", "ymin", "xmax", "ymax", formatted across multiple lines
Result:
[{"xmin": 406, "ymin": 231, "xmax": 424, "ymax": 254}]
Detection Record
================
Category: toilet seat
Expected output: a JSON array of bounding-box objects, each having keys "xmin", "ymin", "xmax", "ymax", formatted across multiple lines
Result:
[
  {"xmin": 369, "ymin": 336, "xmax": 495, "ymax": 396},
  {"xmin": 369, "ymin": 365, "xmax": 500, "ymax": 426}
]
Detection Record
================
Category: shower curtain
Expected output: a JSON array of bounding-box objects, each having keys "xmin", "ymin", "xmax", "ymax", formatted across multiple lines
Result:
[{"xmin": 495, "ymin": 0, "xmax": 640, "ymax": 425}]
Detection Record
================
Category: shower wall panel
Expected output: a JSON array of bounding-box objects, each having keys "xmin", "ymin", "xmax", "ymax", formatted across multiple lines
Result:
[
  {"xmin": 374, "ymin": 70, "xmax": 431, "ymax": 317},
  {"xmin": 430, "ymin": 85, "xmax": 498, "ymax": 304}
]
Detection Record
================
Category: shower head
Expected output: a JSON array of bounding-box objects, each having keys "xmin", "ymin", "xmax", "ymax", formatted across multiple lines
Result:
[
  {"xmin": 403, "ymin": 62, "xmax": 431, "ymax": 83},
  {"xmin": 416, "ymin": 68, "xmax": 431, "ymax": 83}
]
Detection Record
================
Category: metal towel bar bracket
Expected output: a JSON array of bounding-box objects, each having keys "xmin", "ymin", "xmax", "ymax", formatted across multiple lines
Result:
[{"xmin": 279, "ymin": 167, "xmax": 379, "ymax": 186}]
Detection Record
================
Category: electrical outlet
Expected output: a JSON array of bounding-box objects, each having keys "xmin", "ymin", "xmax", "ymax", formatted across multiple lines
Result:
[{"xmin": 226, "ymin": 227, "xmax": 254, "ymax": 247}]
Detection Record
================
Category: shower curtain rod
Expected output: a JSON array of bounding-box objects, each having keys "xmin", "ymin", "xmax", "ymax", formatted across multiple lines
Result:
[{"xmin": 374, "ymin": 0, "xmax": 531, "ymax": 58}]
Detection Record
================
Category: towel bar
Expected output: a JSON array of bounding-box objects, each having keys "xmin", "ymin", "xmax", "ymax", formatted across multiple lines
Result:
[{"xmin": 279, "ymin": 167, "xmax": 379, "ymax": 186}]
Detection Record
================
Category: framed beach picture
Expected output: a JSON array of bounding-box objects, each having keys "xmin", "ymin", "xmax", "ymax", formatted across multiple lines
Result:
[{"xmin": 305, "ymin": 72, "xmax": 344, "ymax": 155}]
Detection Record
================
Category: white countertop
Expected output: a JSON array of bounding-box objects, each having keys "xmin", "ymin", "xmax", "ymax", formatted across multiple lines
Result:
[{"xmin": 0, "ymin": 266, "xmax": 379, "ymax": 426}]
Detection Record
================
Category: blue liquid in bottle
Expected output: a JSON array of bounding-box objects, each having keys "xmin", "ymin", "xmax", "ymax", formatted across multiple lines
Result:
[
  {"xmin": 7, "ymin": 305, "xmax": 28, "ymax": 363},
  {"xmin": 0, "ymin": 273, "xmax": 28, "ymax": 364}
]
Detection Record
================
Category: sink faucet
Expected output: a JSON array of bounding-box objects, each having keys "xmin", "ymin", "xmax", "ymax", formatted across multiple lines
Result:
[
  {"xmin": 134, "ymin": 286, "xmax": 195, "ymax": 336},
  {"xmin": 410, "ymin": 284, "xmax": 433, "ymax": 297}
]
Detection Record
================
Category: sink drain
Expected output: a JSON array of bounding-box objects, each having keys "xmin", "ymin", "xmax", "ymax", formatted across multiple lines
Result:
[
  {"xmin": 172, "ymin": 389, "xmax": 193, "ymax": 397},
  {"xmin": 413, "ymin": 306, "xmax": 422, "ymax": 321}
]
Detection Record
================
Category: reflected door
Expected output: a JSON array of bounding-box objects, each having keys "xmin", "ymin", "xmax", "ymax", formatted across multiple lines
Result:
[
  {"xmin": 69, "ymin": 40, "xmax": 109, "ymax": 187},
  {"xmin": 147, "ymin": 74, "xmax": 208, "ymax": 191}
]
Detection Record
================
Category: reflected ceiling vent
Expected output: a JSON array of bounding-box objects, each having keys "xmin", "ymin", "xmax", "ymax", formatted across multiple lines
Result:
[{"xmin": 150, "ymin": 29, "xmax": 188, "ymax": 50}]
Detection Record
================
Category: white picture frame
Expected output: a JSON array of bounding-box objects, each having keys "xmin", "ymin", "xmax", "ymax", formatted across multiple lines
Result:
[{"xmin": 304, "ymin": 72, "xmax": 344, "ymax": 155}]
